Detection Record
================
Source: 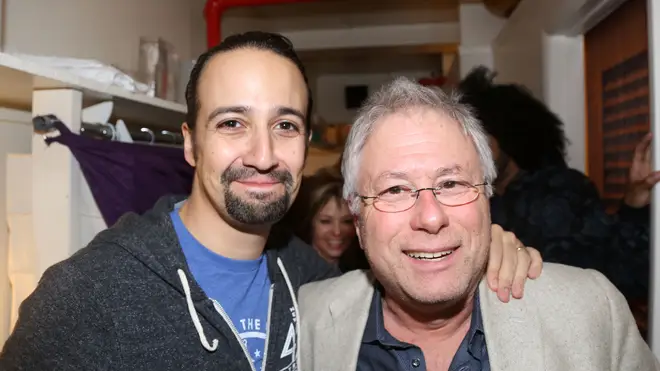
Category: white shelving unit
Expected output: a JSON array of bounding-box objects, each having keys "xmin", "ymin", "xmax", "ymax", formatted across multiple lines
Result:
[
  {"xmin": 0, "ymin": 52, "xmax": 186, "ymax": 128},
  {"xmin": 0, "ymin": 52, "xmax": 187, "ymax": 342}
]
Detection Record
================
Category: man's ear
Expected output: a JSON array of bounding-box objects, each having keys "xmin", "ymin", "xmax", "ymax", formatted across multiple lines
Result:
[
  {"xmin": 354, "ymin": 217, "xmax": 365, "ymax": 251},
  {"xmin": 182, "ymin": 122, "xmax": 196, "ymax": 167}
]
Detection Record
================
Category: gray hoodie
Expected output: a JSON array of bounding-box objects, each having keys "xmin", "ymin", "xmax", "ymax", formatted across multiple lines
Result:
[{"xmin": 0, "ymin": 196, "xmax": 339, "ymax": 371}]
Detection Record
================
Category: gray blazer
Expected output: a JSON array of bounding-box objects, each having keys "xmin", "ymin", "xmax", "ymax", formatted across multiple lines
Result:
[{"xmin": 299, "ymin": 263, "xmax": 659, "ymax": 371}]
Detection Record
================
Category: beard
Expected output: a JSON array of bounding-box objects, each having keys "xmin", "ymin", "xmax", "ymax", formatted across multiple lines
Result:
[{"xmin": 221, "ymin": 166, "xmax": 294, "ymax": 225}]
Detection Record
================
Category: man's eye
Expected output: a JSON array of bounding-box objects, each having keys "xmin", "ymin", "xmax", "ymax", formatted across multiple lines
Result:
[
  {"xmin": 276, "ymin": 121, "xmax": 300, "ymax": 132},
  {"xmin": 440, "ymin": 180, "xmax": 458, "ymax": 189},
  {"xmin": 217, "ymin": 120, "xmax": 243, "ymax": 129},
  {"xmin": 381, "ymin": 186, "xmax": 411, "ymax": 195}
]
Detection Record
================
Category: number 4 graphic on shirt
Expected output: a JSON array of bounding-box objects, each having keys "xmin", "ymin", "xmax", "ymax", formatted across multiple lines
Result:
[{"xmin": 280, "ymin": 323, "xmax": 296, "ymax": 359}]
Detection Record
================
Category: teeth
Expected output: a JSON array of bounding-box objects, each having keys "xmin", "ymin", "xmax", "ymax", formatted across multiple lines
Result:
[{"xmin": 406, "ymin": 250, "xmax": 454, "ymax": 260}]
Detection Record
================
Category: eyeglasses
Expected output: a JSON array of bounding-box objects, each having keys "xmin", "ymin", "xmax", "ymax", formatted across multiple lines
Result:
[{"xmin": 358, "ymin": 181, "xmax": 488, "ymax": 213}]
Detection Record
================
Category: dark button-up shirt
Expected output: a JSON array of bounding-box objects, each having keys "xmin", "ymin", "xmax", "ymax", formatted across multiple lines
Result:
[{"xmin": 356, "ymin": 287, "xmax": 489, "ymax": 371}]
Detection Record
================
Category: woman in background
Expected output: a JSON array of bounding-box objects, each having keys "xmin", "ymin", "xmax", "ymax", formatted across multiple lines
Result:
[
  {"xmin": 292, "ymin": 173, "xmax": 355, "ymax": 262},
  {"xmin": 282, "ymin": 169, "xmax": 368, "ymax": 271}
]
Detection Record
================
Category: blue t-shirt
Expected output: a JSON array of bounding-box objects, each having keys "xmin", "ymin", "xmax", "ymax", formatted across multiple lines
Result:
[{"xmin": 171, "ymin": 210, "xmax": 271, "ymax": 371}]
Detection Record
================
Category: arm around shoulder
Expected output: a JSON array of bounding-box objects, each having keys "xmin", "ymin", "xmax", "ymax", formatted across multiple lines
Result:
[
  {"xmin": 588, "ymin": 269, "xmax": 660, "ymax": 370},
  {"xmin": 0, "ymin": 263, "xmax": 113, "ymax": 370}
]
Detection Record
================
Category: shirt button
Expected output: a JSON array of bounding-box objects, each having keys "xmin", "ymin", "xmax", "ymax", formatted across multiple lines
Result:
[{"xmin": 411, "ymin": 358, "xmax": 421, "ymax": 368}]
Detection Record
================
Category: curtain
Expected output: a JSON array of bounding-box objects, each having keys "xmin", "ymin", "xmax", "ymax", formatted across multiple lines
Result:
[{"xmin": 45, "ymin": 121, "xmax": 194, "ymax": 226}]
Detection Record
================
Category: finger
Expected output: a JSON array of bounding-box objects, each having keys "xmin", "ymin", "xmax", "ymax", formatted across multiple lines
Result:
[
  {"xmin": 496, "ymin": 231, "xmax": 518, "ymax": 303},
  {"xmin": 644, "ymin": 171, "xmax": 660, "ymax": 187},
  {"xmin": 526, "ymin": 247, "xmax": 543, "ymax": 279},
  {"xmin": 487, "ymin": 224, "xmax": 504, "ymax": 291},
  {"xmin": 511, "ymin": 242, "xmax": 530, "ymax": 299},
  {"xmin": 636, "ymin": 133, "xmax": 652, "ymax": 164}
]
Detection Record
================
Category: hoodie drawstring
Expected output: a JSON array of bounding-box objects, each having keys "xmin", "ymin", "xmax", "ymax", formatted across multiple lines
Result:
[
  {"xmin": 177, "ymin": 260, "xmax": 301, "ymax": 366},
  {"xmin": 177, "ymin": 269, "xmax": 219, "ymax": 352},
  {"xmin": 276, "ymin": 258, "xmax": 301, "ymax": 368}
]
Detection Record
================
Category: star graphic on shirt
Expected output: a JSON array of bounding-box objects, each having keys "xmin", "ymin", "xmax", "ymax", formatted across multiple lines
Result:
[{"xmin": 254, "ymin": 349, "xmax": 261, "ymax": 358}]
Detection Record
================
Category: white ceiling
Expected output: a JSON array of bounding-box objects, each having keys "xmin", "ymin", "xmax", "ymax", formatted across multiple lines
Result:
[
  {"xmin": 214, "ymin": 0, "xmax": 470, "ymax": 76},
  {"xmin": 222, "ymin": 0, "xmax": 464, "ymax": 32},
  {"xmin": 299, "ymin": 44, "xmax": 455, "ymax": 75}
]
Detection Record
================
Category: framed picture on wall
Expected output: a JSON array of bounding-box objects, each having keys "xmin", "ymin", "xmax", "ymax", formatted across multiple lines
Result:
[{"xmin": 344, "ymin": 85, "xmax": 368, "ymax": 109}]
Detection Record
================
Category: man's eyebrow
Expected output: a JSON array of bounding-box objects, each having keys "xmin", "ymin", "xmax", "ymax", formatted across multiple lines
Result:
[
  {"xmin": 375, "ymin": 171, "xmax": 409, "ymax": 182},
  {"xmin": 434, "ymin": 165, "xmax": 463, "ymax": 177},
  {"xmin": 374, "ymin": 165, "xmax": 463, "ymax": 182},
  {"xmin": 276, "ymin": 106, "xmax": 306, "ymax": 122},
  {"xmin": 206, "ymin": 106, "xmax": 306, "ymax": 123},
  {"xmin": 207, "ymin": 106, "xmax": 249, "ymax": 122}
]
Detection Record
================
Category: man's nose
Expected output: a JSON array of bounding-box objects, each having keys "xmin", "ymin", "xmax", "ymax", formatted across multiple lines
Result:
[
  {"xmin": 409, "ymin": 189, "xmax": 449, "ymax": 234},
  {"xmin": 243, "ymin": 128, "xmax": 277, "ymax": 171}
]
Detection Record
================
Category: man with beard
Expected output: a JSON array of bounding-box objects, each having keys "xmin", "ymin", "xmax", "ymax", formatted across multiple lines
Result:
[{"xmin": 0, "ymin": 33, "xmax": 541, "ymax": 371}]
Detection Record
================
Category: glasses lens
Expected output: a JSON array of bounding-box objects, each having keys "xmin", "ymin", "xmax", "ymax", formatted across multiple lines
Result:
[
  {"xmin": 436, "ymin": 187, "xmax": 479, "ymax": 206},
  {"xmin": 374, "ymin": 193, "xmax": 417, "ymax": 212}
]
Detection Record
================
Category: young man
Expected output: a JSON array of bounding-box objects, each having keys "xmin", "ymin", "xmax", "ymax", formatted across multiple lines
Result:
[{"xmin": 0, "ymin": 32, "xmax": 541, "ymax": 371}]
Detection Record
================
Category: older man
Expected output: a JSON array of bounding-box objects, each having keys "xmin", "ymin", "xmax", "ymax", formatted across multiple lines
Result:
[{"xmin": 299, "ymin": 77, "xmax": 658, "ymax": 371}]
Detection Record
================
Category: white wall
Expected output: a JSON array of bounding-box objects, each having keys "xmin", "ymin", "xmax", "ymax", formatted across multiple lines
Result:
[
  {"xmin": 458, "ymin": 3, "xmax": 505, "ymax": 77},
  {"xmin": 190, "ymin": 0, "xmax": 207, "ymax": 59},
  {"xmin": 3, "ymin": 0, "xmax": 194, "ymax": 74},
  {"xmin": 0, "ymin": 109, "xmax": 31, "ymax": 344},
  {"xmin": 315, "ymin": 71, "xmax": 433, "ymax": 124},
  {"xmin": 648, "ymin": 0, "xmax": 660, "ymax": 355},
  {"xmin": 492, "ymin": 0, "xmax": 589, "ymax": 172},
  {"xmin": 542, "ymin": 34, "xmax": 586, "ymax": 171},
  {"xmin": 492, "ymin": 0, "xmax": 551, "ymax": 98}
]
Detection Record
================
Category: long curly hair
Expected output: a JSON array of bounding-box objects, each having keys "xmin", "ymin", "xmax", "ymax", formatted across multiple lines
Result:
[{"xmin": 458, "ymin": 66, "xmax": 568, "ymax": 171}]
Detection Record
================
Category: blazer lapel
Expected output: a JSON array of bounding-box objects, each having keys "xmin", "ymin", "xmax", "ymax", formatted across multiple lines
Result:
[
  {"xmin": 315, "ymin": 271, "xmax": 375, "ymax": 371},
  {"xmin": 478, "ymin": 282, "xmax": 545, "ymax": 371}
]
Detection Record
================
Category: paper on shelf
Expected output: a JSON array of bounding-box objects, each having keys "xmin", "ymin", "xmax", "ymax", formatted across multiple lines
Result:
[{"xmin": 7, "ymin": 53, "xmax": 150, "ymax": 94}]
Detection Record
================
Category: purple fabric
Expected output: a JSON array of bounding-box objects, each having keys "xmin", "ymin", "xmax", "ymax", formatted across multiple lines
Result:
[{"xmin": 45, "ymin": 121, "xmax": 194, "ymax": 226}]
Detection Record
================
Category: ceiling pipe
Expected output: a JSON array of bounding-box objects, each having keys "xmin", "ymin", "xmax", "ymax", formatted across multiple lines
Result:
[
  {"xmin": 418, "ymin": 76, "xmax": 447, "ymax": 88},
  {"xmin": 205, "ymin": 0, "xmax": 317, "ymax": 49},
  {"xmin": 483, "ymin": 0, "xmax": 522, "ymax": 18}
]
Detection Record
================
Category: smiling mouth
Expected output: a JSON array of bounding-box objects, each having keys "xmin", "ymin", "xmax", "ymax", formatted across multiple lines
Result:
[
  {"xmin": 405, "ymin": 248, "xmax": 457, "ymax": 261},
  {"xmin": 235, "ymin": 180, "xmax": 281, "ymax": 188},
  {"xmin": 327, "ymin": 240, "xmax": 346, "ymax": 248}
]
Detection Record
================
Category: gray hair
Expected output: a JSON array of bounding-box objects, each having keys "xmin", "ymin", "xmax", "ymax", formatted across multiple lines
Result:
[{"xmin": 341, "ymin": 76, "xmax": 496, "ymax": 213}]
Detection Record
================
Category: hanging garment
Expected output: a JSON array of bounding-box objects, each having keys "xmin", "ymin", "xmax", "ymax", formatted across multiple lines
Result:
[{"xmin": 45, "ymin": 120, "xmax": 194, "ymax": 226}]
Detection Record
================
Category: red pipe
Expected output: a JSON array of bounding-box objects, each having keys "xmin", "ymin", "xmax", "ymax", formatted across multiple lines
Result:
[
  {"xmin": 418, "ymin": 76, "xmax": 447, "ymax": 87},
  {"xmin": 205, "ymin": 0, "xmax": 316, "ymax": 49}
]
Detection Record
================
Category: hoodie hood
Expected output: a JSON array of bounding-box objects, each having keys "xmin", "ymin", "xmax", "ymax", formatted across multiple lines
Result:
[
  {"xmin": 2, "ymin": 194, "xmax": 339, "ymax": 371},
  {"xmin": 94, "ymin": 195, "xmax": 208, "ymax": 302}
]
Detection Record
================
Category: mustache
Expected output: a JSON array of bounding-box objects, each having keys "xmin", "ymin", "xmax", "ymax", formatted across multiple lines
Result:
[{"xmin": 221, "ymin": 166, "xmax": 294, "ymax": 187}]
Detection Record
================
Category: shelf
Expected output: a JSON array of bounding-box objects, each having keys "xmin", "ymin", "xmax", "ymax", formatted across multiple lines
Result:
[
  {"xmin": 0, "ymin": 52, "xmax": 186, "ymax": 129},
  {"xmin": 309, "ymin": 144, "xmax": 344, "ymax": 154}
]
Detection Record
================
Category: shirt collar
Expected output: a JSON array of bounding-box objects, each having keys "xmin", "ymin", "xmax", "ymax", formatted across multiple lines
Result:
[{"xmin": 362, "ymin": 285, "xmax": 485, "ymax": 357}]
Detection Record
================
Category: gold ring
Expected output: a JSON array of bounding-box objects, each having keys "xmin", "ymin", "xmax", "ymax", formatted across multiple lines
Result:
[{"xmin": 516, "ymin": 246, "xmax": 525, "ymax": 251}]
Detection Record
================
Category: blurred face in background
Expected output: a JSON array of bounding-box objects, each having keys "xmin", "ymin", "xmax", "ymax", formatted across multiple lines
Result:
[{"xmin": 311, "ymin": 197, "xmax": 355, "ymax": 263}]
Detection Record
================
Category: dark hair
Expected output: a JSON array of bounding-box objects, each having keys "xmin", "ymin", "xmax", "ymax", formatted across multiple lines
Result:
[
  {"xmin": 185, "ymin": 31, "xmax": 313, "ymax": 132},
  {"xmin": 289, "ymin": 172, "xmax": 344, "ymax": 244},
  {"xmin": 458, "ymin": 66, "xmax": 568, "ymax": 170}
]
